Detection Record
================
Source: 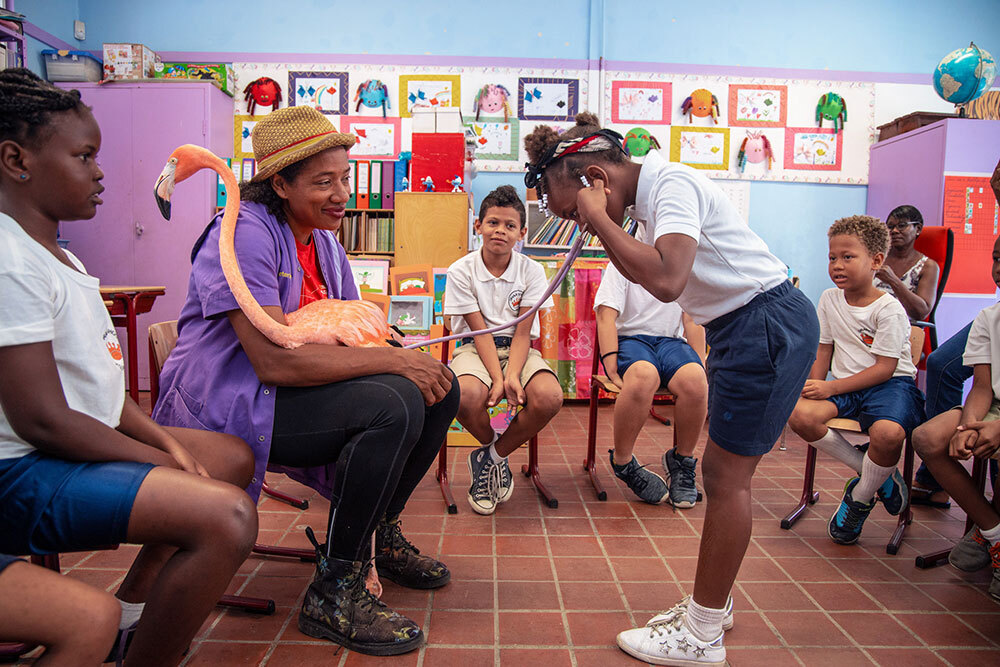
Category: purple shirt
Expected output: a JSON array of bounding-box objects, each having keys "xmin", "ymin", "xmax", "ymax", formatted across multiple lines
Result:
[{"xmin": 152, "ymin": 201, "xmax": 359, "ymax": 501}]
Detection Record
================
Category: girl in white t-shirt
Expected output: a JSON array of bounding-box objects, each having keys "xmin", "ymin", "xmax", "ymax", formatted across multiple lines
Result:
[
  {"xmin": 524, "ymin": 113, "xmax": 819, "ymax": 665},
  {"xmin": 913, "ymin": 234, "xmax": 1000, "ymax": 602},
  {"xmin": 0, "ymin": 68, "xmax": 257, "ymax": 666}
]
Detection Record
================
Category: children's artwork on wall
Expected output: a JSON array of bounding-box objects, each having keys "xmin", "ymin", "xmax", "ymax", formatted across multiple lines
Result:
[
  {"xmin": 736, "ymin": 130, "xmax": 776, "ymax": 173},
  {"xmin": 389, "ymin": 295, "xmax": 433, "ymax": 332},
  {"xmin": 464, "ymin": 117, "xmax": 519, "ymax": 161},
  {"xmin": 344, "ymin": 117, "xmax": 401, "ymax": 159},
  {"xmin": 241, "ymin": 158, "xmax": 256, "ymax": 181},
  {"xmin": 432, "ymin": 268, "xmax": 447, "ymax": 325},
  {"xmin": 728, "ymin": 84, "xmax": 787, "ymax": 127},
  {"xmin": 680, "ymin": 88, "xmax": 720, "ymax": 124},
  {"xmin": 234, "ymin": 115, "xmax": 258, "ymax": 159},
  {"xmin": 242, "ymin": 77, "xmax": 282, "ymax": 115},
  {"xmin": 473, "ymin": 84, "xmax": 513, "ymax": 121},
  {"xmin": 390, "ymin": 264, "xmax": 433, "ymax": 295},
  {"xmin": 611, "ymin": 81, "xmax": 671, "ymax": 125},
  {"xmin": 354, "ymin": 79, "xmax": 391, "ymax": 117},
  {"xmin": 784, "ymin": 127, "xmax": 843, "ymax": 170},
  {"xmin": 361, "ymin": 291, "xmax": 391, "ymax": 318},
  {"xmin": 288, "ymin": 71, "xmax": 349, "ymax": 115},
  {"xmin": 399, "ymin": 74, "xmax": 461, "ymax": 117},
  {"xmin": 348, "ymin": 258, "xmax": 390, "ymax": 294},
  {"xmin": 816, "ymin": 92, "xmax": 848, "ymax": 133},
  {"xmin": 623, "ymin": 127, "xmax": 661, "ymax": 157},
  {"xmin": 670, "ymin": 126, "xmax": 730, "ymax": 170},
  {"xmin": 518, "ymin": 77, "xmax": 579, "ymax": 121}
]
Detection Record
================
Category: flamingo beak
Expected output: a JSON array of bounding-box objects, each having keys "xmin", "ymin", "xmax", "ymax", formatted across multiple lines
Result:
[{"xmin": 154, "ymin": 158, "xmax": 178, "ymax": 220}]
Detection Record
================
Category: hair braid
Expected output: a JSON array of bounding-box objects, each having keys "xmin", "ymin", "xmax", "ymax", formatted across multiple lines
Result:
[{"xmin": 0, "ymin": 68, "xmax": 84, "ymax": 146}]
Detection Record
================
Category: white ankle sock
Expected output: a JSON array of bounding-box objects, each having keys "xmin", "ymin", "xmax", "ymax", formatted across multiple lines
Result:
[
  {"xmin": 488, "ymin": 441, "xmax": 505, "ymax": 463},
  {"xmin": 981, "ymin": 522, "xmax": 1000, "ymax": 545},
  {"xmin": 809, "ymin": 429, "xmax": 863, "ymax": 473},
  {"xmin": 117, "ymin": 599, "xmax": 144, "ymax": 629},
  {"xmin": 851, "ymin": 453, "xmax": 895, "ymax": 504},
  {"xmin": 685, "ymin": 598, "xmax": 726, "ymax": 642}
]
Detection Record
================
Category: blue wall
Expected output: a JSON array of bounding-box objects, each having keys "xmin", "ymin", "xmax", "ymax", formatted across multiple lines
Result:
[{"xmin": 18, "ymin": 0, "xmax": 1000, "ymax": 303}]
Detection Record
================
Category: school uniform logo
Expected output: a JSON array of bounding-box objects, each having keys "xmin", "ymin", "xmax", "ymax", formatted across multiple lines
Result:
[
  {"xmin": 858, "ymin": 327, "xmax": 875, "ymax": 347},
  {"xmin": 507, "ymin": 289, "xmax": 523, "ymax": 311},
  {"xmin": 103, "ymin": 328, "xmax": 125, "ymax": 369}
]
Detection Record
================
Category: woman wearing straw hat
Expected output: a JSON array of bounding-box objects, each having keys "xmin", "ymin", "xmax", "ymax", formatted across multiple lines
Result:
[{"xmin": 153, "ymin": 106, "xmax": 459, "ymax": 656}]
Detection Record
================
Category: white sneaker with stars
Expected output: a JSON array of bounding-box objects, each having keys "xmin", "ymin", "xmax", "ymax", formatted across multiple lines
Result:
[
  {"xmin": 616, "ymin": 613, "xmax": 726, "ymax": 666},
  {"xmin": 646, "ymin": 595, "xmax": 734, "ymax": 631}
]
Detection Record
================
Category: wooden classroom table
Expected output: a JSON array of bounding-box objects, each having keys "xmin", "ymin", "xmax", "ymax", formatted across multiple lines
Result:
[{"xmin": 101, "ymin": 285, "xmax": 165, "ymax": 402}]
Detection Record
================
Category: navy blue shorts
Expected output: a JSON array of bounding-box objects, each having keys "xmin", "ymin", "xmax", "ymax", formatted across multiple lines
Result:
[
  {"xmin": 617, "ymin": 335, "xmax": 703, "ymax": 388},
  {"xmin": 0, "ymin": 553, "xmax": 23, "ymax": 576},
  {"xmin": 0, "ymin": 452, "xmax": 155, "ymax": 556},
  {"xmin": 704, "ymin": 281, "xmax": 820, "ymax": 457},
  {"xmin": 828, "ymin": 376, "xmax": 927, "ymax": 434}
]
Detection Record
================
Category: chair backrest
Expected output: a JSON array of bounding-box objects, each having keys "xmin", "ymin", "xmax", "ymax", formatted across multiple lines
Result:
[
  {"xmin": 909, "ymin": 325, "xmax": 925, "ymax": 368},
  {"xmin": 913, "ymin": 226, "xmax": 954, "ymax": 349},
  {"xmin": 148, "ymin": 320, "xmax": 178, "ymax": 408}
]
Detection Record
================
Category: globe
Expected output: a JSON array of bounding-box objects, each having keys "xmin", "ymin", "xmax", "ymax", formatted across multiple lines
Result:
[{"xmin": 933, "ymin": 42, "xmax": 996, "ymax": 104}]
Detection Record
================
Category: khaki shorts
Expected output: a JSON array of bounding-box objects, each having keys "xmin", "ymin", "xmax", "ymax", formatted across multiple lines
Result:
[{"xmin": 450, "ymin": 344, "xmax": 554, "ymax": 389}]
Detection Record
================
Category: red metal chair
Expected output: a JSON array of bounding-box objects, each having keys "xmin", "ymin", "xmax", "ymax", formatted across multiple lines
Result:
[
  {"xmin": 436, "ymin": 329, "xmax": 557, "ymax": 509},
  {"xmin": 914, "ymin": 226, "xmax": 954, "ymax": 356},
  {"xmin": 149, "ymin": 323, "xmax": 314, "ymax": 566},
  {"xmin": 915, "ymin": 458, "xmax": 989, "ymax": 568},
  {"xmin": 584, "ymin": 341, "xmax": 682, "ymax": 501}
]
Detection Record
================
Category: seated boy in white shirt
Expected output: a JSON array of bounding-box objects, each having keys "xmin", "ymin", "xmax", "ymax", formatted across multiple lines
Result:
[
  {"xmin": 788, "ymin": 216, "xmax": 924, "ymax": 545},
  {"xmin": 913, "ymin": 234, "xmax": 1000, "ymax": 601},
  {"xmin": 595, "ymin": 262, "xmax": 707, "ymax": 507},
  {"xmin": 444, "ymin": 185, "xmax": 563, "ymax": 516}
]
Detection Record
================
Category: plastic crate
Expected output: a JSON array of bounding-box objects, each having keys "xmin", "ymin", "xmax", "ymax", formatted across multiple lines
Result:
[{"xmin": 41, "ymin": 49, "xmax": 102, "ymax": 82}]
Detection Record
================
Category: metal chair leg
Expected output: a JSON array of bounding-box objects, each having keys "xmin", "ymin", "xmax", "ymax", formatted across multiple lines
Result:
[
  {"xmin": 262, "ymin": 482, "xmax": 309, "ymax": 510},
  {"xmin": 521, "ymin": 435, "xmax": 558, "ymax": 508},
  {"xmin": 886, "ymin": 437, "xmax": 915, "ymax": 555},
  {"xmin": 781, "ymin": 445, "xmax": 819, "ymax": 529},
  {"xmin": 584, "ymin": 379, "xmax": 607, "ymax": 501},
  {"xmin": 436, "ymin": 439, "xmax": 458, "ymax": 514}
]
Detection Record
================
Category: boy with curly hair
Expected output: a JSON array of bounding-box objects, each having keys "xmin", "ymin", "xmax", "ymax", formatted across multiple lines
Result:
[{"xmin": 788, "ymin": 215, "xmax": 925, "ymax": 545}]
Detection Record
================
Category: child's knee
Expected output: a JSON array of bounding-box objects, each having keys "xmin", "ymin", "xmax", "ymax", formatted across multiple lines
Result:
[
  {"xmin": 671, "ymin": 367, "xmax": 708, "ymax": 402},
  {"xmin": 92, "ymin": 590, "xmax": 122, "ymax": 640},
  {"xmin": 868, "ymin": 420, "xmax": 905, "ymax": 450},
  {"xmin": 912, "ymin": 423, "xmax": 944, "ymax": 459},
  {"xmin": 531, "ymin": 382, "xmax": 563, "ymax": 417},
  {"xmin": 205, "ymin": 487, "xmax": 258, "ymax": 558},
  {"xmin": 625, "ymin": 362, "xmax": 660, "ymax": 391},
  {"xmin": 787, "ymin": 401, "xmax": 817, "ymax": 432}
]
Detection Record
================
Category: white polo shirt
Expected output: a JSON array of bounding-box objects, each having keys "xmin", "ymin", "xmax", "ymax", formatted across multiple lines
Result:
[
  {"xmin": 963, "ymin": 301, "xmax": 1000, "ymax": 398},
  {"xmin": 594, "ymin": 263, "xmax": 685, "ymax": 339},
  {"xmin": 817, "ymin": 288, "xmax": 916, "ymax": 381},
  {"xmin": 444, "ymin": 249, "xmax": 554, "ymax": 339},
  {"xmin": 0, "ymin": 213, "xmax": 126, "ymax": 460},
  {"xmin": 630, "ymin": 149, "xmax": 787, "ymax": 324}
]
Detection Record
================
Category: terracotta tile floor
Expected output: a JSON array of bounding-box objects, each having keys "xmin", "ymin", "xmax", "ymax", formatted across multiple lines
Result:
[{"xmin": 13, "ymin": 404, "xmax": 1000, "ymax": 665}]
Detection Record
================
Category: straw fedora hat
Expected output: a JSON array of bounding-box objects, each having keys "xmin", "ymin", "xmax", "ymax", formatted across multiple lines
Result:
[{"xmin": 250, "ymin": 106, "xmax": 356, "ymax": 182}]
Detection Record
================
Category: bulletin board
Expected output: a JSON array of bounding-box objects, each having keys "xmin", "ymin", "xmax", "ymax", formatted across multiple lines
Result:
[
  {"xmin": 942, "ymin": 174, "xmax": 1000, "ymax": 294},
  {"xmin": 602, "ymin": 71, "xmax": 875, "ymax": 184},
  {"xmin": 233, "ymin": 63, "xmax": 592, "ymax": 174}
]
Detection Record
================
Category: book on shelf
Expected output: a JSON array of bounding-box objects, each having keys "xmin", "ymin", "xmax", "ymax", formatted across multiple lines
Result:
[{"xmin": 526, "ymin": 211, "xmax": 639, "ymax": 249}]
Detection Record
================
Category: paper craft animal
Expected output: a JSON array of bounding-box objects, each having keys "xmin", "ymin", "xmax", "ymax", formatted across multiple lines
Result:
[
  {"xmin": 355, "ymin": 79, "xmax": 390, "ymax": 117},
  {"xmin": 681, "ymin": 89, "xmax": 720, "ymax": 124},
  {"xmin": 816, "ymin": 93, "xmax": 847, "ymax": 133},
  {"xmin": 736, "ymin": 131, "xmax": 774, "ymax": 172},
  {"xmin": 623, "ymin": 127, "xmax": 661, "ymax": 157},
  {"xmin": 243, "ymin": 77, "xmax": 282, "ymax": 115},
  {"xmin": 474, "ymin": 84, "xmax": 512, "ymax": 121},
  {"xmin": 154, "ymin": 145, "xmax": 392, "ymax": 349}
]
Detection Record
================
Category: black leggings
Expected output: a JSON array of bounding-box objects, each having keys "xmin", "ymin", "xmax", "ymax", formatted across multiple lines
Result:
[{"xmin": 270, "ymin": 373, "xmax": 460, "ymax": 561}]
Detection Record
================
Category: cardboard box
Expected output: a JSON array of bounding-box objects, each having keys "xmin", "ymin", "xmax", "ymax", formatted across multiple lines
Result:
[
  {"xmin": 102, "ymin": 43, "xmax": 158, "ymax": 80},
  {"xmin": 411, "ymin": 108, "xmax": 464, "ymax": 133},
  {"xmin": 153, "ymin": 62, "xmax": 236, "ymax": 96}
]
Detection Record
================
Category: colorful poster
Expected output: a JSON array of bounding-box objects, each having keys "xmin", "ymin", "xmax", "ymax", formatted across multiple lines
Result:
[
  {"xmin": 728, "ymin": 84, "xmax": 788, "ymax": 127},
  {"xmin": 345, "ymin": 117, "xmax": 401, "ymax": 159},
  {"xmin": 611, "ymin": 81, "xmax": 671, "ymax": 124},
  {"xmin": 234, "ymin": 115, "xmax": 258, "ymax": 159},
  {"xmin": 399, "ymin": 74, "xmax": 461, "ymax": 117},
  {"xmin": 518, "ymin": 77, "xmax": 579, "ymax": 121},
  {"xmin": 464, "ymin": 117, "xmax": 519, "ymax": 160},
  {"xmin": 669, "ymin": 127, "xmax": 730, "ymax": 170},
  {"xmin": 288, "ymin": 71, "xmax": 349, "ymax": 115},
  {"xmin": 942, "ymin": 175, "xmax": 1000, "ymax": 293},
  {"xmin": 784, "ymin": 127, "xmax": 843, "ymax": 170}
]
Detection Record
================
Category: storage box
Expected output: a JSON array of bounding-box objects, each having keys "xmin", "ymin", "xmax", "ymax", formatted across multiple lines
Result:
[
  {"xmin": 153, "ymin": 62, "xmax": 236, "ymax": 96},
  {"xmin": 876, "ymin": 111, "xmax": 957, "ymax": 142},
  {"xmin": 411, "ymin": 108, "xmax": 464, "ymax": 133},
  {"xmin": 410, "ymin": 133, "xmax": 465, "ymax": 192},
  {"xmin": 102, "ymin": 43, "xmax": 158, "ymax": 80},
  {"xmin": 40, "ymin": 49, "xmax": 102, "ymax": 82}
]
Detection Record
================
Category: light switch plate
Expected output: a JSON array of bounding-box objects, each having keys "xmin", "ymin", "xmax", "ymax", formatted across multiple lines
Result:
[{"xmin": 73, "ymin": 20, "xmax": 85, "ymax": 41}]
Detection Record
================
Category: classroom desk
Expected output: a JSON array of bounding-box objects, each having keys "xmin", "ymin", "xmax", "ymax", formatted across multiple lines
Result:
[{"xmin": 101, "ymin": 285, "xmax": 165, "ymax": 402}]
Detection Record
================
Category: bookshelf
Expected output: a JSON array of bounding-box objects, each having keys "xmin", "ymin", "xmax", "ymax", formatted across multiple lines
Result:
[
  {"xmin": 338, "ymin": 209, "xmax": 395, "ymax": 255},
  {"xmin": 524, "ymin": 200, "xmax": 639, "ymax": 251}
]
